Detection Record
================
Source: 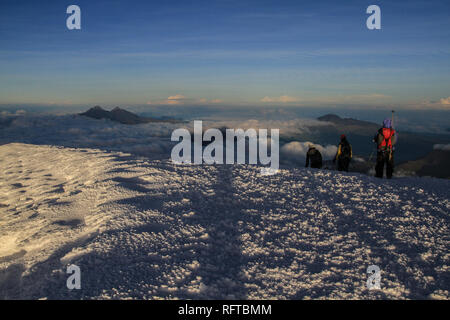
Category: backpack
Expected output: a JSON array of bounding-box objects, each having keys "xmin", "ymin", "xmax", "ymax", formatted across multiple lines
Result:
[
  {"xmin": 378, "ymin": 128, "xmax": 394, "ymax": 151},
  {"xmin": 341, "ymin": 143, "xmax": 351, "ymax": 158},
  {"xmin": 309, "ymin": 148, "xmax": 322, "ymax": 164}
]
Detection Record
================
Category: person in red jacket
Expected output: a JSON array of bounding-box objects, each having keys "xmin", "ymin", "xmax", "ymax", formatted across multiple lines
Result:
[{"xmin": 374, "ymin": 118, "xmax": 397, "ymax": 179}]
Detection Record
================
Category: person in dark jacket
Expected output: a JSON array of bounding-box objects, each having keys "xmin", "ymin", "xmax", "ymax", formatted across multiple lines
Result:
[
  {"xmin": 374, "ymin": 118, "xmax": 397, "ymax": 179},
  {"xmin": 333, "ymin": 134, "xmax": 352, "ymax": 172},
  {"xmin": 305, "ymin": 144, "xmax": 322, "ymax": 169}
]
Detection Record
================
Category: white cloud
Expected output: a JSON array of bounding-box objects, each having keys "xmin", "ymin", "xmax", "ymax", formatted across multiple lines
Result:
[
  {"xmin": 203, "ymin": 118, "xmax": 329, "ymax": 137},
  {"xmin": 439, "ymin": 97, "xmax": 450, "ymax": 105},
  {"xmin": 147, "ymin": 95, "xmax": 222, "ymax": 106},
  {"xmin": 0, "ymin": 109, "xmax": 27, "ymax": 117},
  {"xmin": 167, "ymin": 94, "xmax": 185, "ymax": 100},
  {"xmin": 281, "ymin": 141, "xmax": 337, "ymax": 162},
  {"xmin": 413, "ymin": 97, "xmax": 450, "ymax": 109},
  {"xmin": 0, "ymin": 114, "xmax": 182, "ymax": 158},
  {"xmin": 147, "ymin": 94, "xmax": 186, "ymax": 105},
  {"xmin": 433, "ymin": 144, "xmax": 450, "ymax": 151}
]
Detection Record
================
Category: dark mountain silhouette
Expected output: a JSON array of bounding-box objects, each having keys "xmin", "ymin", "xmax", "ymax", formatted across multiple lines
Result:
[
  {"xmin": 397, "ymin": 149, "xmax": 450, "ymax": 179},
  {"xmin": 80, "ymin": 106, "xmax": 111, "ymax": 120},
  {"xmin": 317, "ymin": 114, "xmax": 379, "ymax": 134},
  {"xmin": 80, "ymin": 106, "xmax": 179, "ymax": 125}
]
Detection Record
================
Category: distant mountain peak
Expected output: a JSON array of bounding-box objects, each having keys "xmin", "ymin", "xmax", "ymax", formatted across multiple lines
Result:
[
  {"xmin": 79, "ymin": 106, "xmax": 111, "ymax": 120},
  {"xmin": 79, "ymin": 106, "xmax": 179, "ymax": 125},
  {"xmin": 317, "ymin": 114, "xmax": 342, "ymax": 121},
  {"xmin": 317, "ymin": 113, "xmax": 378, "ymax": 129}
]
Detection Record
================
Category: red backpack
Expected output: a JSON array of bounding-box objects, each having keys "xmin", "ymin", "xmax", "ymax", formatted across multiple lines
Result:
[{"xmin": 378, "ymin": 128, "xmax": 395, "ymax": 150}]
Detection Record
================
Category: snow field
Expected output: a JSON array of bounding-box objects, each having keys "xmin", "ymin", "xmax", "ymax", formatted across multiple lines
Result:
[{"xmin": 0, "ymin": 143, "xmax": 448, "ymax": 299}]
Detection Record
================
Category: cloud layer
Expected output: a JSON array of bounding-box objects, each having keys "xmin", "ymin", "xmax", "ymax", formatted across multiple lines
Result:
[
  {"xmin": 0, "ymin": 113, "xmax": 336, "ymax": 166},
  {"xmin": 433, "ymin": 144, "xmax": 450, "ymax": 151},
  {"xmin": 281, "ymin": 141, "xmax": 337, "ymax": 163}
]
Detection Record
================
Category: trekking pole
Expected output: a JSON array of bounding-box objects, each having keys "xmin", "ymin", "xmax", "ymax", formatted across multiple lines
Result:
[
  {"xmin": 390, "ymin": 110, "xmax": 395, "ymax": 161},
  {"xmin": 368, "ymin": 147, "xmax": 376, "ymax": 162}
]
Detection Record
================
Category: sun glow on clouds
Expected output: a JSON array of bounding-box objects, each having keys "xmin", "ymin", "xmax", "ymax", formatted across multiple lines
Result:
[
  {"xmin": 147, "ymin": 94, "xmax": 185, "ymax": 105},
  {"xmin": 147, "ymin": 95, "xmax": 223, "ymax": 106},
  {"xmin": 167, "ymin": 94, "xmax": 185, "ymax": 100},
  {"xmin": 439, "ymin": 97, "xmax": 450, "ymax": 105}
]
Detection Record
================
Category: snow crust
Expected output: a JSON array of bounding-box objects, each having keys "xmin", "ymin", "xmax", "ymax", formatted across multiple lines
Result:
[{"xmin": 0, "ymin": 143, "xmax": 448, "ymax": 299}]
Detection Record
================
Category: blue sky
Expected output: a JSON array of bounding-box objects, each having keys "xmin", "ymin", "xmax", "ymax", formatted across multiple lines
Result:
[{"xmin": 0, "ymin": 0, "xmax": 449, "ymax": 108}]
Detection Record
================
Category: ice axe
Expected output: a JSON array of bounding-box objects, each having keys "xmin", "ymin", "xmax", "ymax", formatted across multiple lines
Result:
[{"xmin": 391, "ymin": 110, "xmax": 395, "ymax": 129}]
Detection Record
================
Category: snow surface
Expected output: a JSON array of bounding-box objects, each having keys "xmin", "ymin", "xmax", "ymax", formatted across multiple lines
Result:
[{"xmin": 0, "ymin": 143, "xmax": 449, "ymax": 299}]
